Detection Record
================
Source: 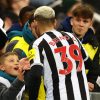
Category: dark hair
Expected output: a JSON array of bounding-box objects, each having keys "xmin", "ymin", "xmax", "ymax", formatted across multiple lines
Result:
[
  {"xmin": 72, "ymin": 4, "xmax": 94, "ymax": 19},
  {"xmin": 0, "ymin": 52, "xmax": 18, "ymax": 64},
  {"xmin": 19, "ymin": 6, "xmax": 36, "ymax": 21},
  {"xmin": 0, "ymin": 5, "xmax": 18, "ymax": 23},
  {"xmin": 28, "ymin": 14, "xmax": 34, "ymax": 24}
]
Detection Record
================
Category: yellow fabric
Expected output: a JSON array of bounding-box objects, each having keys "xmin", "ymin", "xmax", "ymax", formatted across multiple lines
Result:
[
  {"xmin": 13, "ymin": 37, "xmax": 29, "ymax": 57},
  {"xmin": 10, "ymin": 36, "xmax": 22, "ymax": 42},
  {"xmin": 28, "ymin": 48, "xmax": 36, "ymax": 61},
  {"xmin": 82, "ymin": 43, "xmax": 98, "ymax": 60},
  {"xmin": 10, "ymin": 37, "xmax": 46, "ymax": 100},
  {"xmin": 82, "ymin": 43, "xmax": 98, "ymax": 74},
  {"xmin": 38, "ymin": 77, "xmax": 46, "ymax": 100}
]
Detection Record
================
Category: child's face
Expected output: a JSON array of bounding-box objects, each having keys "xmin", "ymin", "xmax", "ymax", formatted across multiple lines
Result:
[{"xmin": 3, "ymin": 55, "xmax": 20, "ymax": 76}]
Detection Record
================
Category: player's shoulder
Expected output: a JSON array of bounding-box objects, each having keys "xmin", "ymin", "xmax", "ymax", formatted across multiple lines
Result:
[{"xmin": 33, "ymin": 35, "xmax": 44, "ymax": 46}]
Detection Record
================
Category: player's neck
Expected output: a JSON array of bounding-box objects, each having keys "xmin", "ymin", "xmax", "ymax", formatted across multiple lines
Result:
[{"xmin": 40, "ymin": 26, "xmax": 54, "ymax": 35}]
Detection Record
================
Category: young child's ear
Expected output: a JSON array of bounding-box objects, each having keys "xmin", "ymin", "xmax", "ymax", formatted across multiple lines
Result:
[{"xmin": 0, "ymin": 65, "xmax": 5, "ymax": 71}]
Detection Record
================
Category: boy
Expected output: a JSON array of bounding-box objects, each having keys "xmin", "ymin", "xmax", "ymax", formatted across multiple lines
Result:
[{"xmin": 0, "ymin": 52, "xmax": 30, "ymax": 100}]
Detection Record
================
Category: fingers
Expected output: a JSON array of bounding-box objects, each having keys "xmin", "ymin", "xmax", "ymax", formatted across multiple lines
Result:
[
  {"xmin": 88, "ymin": 82, "xmax": 94, "ymax": 92},
  {"xmin": 19, "ymin": 57, "xmax": 30, "ymax": 70}
]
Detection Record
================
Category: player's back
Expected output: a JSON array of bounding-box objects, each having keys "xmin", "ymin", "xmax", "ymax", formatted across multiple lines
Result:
[{"xmin": 33, "ymin": 30, "xmax": 90, "ymax": 100}]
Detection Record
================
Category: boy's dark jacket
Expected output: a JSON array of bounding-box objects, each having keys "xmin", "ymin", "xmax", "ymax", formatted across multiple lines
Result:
[{"xmin": 0, "ymin": 71, "xmax": 24, "ymax": 100}]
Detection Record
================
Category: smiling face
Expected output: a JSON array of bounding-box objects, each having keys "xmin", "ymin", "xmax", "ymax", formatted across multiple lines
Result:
[
  {"xmin": 71, "ymin": 17, "xmax": 92, "ymax": 39},
  {"xmin": 2, "ymin": 54, "xmax": 20, "ymax": 76}
]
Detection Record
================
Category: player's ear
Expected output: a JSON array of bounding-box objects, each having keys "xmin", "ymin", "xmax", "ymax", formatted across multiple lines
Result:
[
  {"xmin": 54, "ymin": 19, "xmax": 57, "ymax": 28},
  {"xmin": 34, "ymin": 20, "xmax": 38, "ymax": 26}
]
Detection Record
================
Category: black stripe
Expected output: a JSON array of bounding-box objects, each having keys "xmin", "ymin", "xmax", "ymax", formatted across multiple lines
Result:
[
  {"xmin": 46, "ymin": 31, "xmax": 75, "ymax": 100},
  {"xmin": 6, "ymin": 40, "xmax": 18, "ymax": 52},
  {"xmin": 42, "ymin": 38, "xmax": 60, "ymax": 100},
  {"xmin": 77, "ymin": 72, "xmax": 87, "ymax": 100},
  {"xmin": 38, "ymin": 40, "xmax": 44, "ymax": 64}
]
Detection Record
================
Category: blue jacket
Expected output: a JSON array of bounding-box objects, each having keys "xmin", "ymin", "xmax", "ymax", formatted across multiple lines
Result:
[{"xmin": 7, "ymin": 23, "xmax": 22, "ymax": 41}]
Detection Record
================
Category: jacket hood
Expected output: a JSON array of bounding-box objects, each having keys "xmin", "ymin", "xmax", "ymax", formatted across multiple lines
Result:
[
  {"xmin": 7, "ymin": 30, "xmax": 22, "ymax": 41},
  {"xmin": 22, "ymin": 21, "xmax": 36, "ymax": 44},
  {"xmin": 59, "ymin": 16, "xmax": 72, "ymax": 33}
]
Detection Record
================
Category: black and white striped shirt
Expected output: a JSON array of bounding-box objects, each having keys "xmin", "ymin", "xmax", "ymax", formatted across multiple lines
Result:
[{"xmin": 30, "ymin": 30, "xmax": 90, "ymax": 100}]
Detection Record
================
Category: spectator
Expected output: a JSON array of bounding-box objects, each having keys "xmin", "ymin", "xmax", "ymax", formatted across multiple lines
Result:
[
  {"xmin": 6, "ymin": 6, "xmax": 37, "ymax": 59},
  {"xmin": 7, "ymin": 6, "xmax": 35, "ymax": 41},
  {"xmin": 58, "ymin": 4, "xmax": 100, "ymax": 92},
  {"xmin": 0, "ymin": 52, "xmax": 30, "ymax": 100},
  {"xmin": 6, "ymin": 8, "xmax": 45, "ymax": 100},
  {"xmin": 6, "ymin": 0, "xmax": 30, "ymax": 16},
  {"xmin": 0, "ymin": 1, "xmax": 18, "ymax": 31},
  {"xmin": 25, "ymin": 6, "xmax": 91, "ymax": 100}
]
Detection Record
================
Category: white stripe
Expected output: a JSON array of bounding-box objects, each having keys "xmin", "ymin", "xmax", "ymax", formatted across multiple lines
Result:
[{"xmin": 0, "ymin": 77, "xmax": 11, "ymax": 87}]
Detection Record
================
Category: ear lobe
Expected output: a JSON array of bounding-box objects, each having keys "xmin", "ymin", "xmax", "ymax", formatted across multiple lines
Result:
[
  {"xmin": 34, "ymin": 20, "xmax": 37, "ymax": 25},
  {"xmin": 0, "ymin": 65, "xmax": 5, "ymax": 71}
]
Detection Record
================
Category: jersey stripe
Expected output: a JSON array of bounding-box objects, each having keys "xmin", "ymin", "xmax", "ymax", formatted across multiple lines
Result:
[
  {"xmin": 46, "ymin": 32, "xmax": 75, "ymax": 100},
  {"xmin": 42, "ymin": 39, "xmax": 60, "ymax": 100}
]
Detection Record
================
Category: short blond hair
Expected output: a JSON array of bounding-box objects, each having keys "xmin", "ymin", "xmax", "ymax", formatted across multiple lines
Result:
[
  {"xmin": 0, "ymin": 52, "xmax": 18, "ymax": 65},
  {"xmin": 34, "ymin": 6, "xmax": 55, "ymax": 20}
]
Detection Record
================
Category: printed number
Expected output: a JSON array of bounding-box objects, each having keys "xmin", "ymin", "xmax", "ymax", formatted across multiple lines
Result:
[{"xmin": 54, "ymin": 44, "xmax": 83, "ymax": 75}]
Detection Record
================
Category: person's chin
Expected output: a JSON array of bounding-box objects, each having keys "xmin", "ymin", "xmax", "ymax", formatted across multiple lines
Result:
[{"xmin": 11, "ymin": 72, "xmax": 18, "ymax": 77}]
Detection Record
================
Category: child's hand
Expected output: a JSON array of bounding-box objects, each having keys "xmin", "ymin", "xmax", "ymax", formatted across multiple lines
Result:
[
  {"xmin": 19, "ymin": 58, "xmax": 30, "ymax": 71},
  {"xmin": 17, "ymin": 58, "xmax": 30, "ymax": 81}
]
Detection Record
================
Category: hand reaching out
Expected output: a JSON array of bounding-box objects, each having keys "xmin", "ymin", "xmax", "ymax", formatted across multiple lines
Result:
[
  {"xmin": 19, "ymin": 58, "xmax": 30, "ymax": 71},
  {"xmin": 17, "ymin": 58, "xmax": 30, "ymax": 81}
]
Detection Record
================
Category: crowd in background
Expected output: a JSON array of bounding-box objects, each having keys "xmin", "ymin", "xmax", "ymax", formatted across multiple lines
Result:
[{"xmin": 0, "ymin": 0, "xmax": 100, "ymax": 42}]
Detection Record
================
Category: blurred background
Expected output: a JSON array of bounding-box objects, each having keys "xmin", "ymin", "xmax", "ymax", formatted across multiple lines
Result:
[{"xmin": 0, "ymin": 0, "xmax": 100, "ymax": 43}]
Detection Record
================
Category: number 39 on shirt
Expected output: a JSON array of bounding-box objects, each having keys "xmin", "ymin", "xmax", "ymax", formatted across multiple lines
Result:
[{"xmin": 54, "ymin": 44, "xmax": 83, "ymax": 75}]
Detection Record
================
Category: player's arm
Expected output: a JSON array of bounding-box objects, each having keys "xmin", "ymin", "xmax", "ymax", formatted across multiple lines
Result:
[
  {"xmin": 25, "ymin": 44, "xmax": 44, "ymax": 100},
  {"xmin": 24, "ymin": 65, "xmax": 43, "ymax": 100}
]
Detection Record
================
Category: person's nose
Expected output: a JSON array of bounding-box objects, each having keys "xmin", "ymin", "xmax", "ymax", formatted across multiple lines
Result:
[
  {"xmin": 79, "ymin": 21, "xmax": 84, "ymax": 27},
  {"xmin": 15, "ymin": 62, "xmax": 19, "ymax": 65}
]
